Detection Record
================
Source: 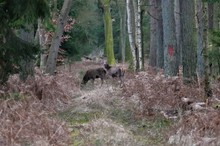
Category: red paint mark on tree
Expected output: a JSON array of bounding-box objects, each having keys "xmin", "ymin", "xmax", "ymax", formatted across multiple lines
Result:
[{"xmin": 168, "ymin": 45, "xmax": 175, "ymax": 57}]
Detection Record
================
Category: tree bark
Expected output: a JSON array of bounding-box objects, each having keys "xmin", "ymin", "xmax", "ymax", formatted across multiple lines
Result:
[
  {"xmin": 208, "ymin": 3, "xmax": 214, "ymax": 30},
  {"xmin": 99, "ymin": 0, "xmax": 116, "ymax": 65},
  {"xmin": 36, "ymin": 19, "xmax": 47, "ymax": 72},
  {"xmin": 45, "ymin": 0, "xmax": 72, "ymax": 75},
  {"xmin": 174, "ymin": 0, "xmax": 181, "ymax": 67},
  {"xmin": 117, "ymin": 0, "xmax": 126, "ymax": 64},
  {"xmin": 162, "ymin": 0, "xmax": 178, "ymax": 76},
  {"xmin": 202, "ymin": 1, "xmax": 212, "ymax": 98},
  {"xmin": 135, "ymin": 0, "xmax": 143, "ymax": 70},
  {"xmin": 180, "ymin": 0, "xmax": 196, "ymax": 80},
  {"xmin": 149, "ymin": 0, "xmax": 157, "ymax": 67},
  {"xmin": 196, "ymin": 0, "xmax": 205, "ymax": 79},
  {"xmin": 126, "ymin": 0, "xmax": 137, "ymax": 71},
  {"xmin": 156, "ymin": 0, "xmax": 164, "ymax": 69},
  {"xmin": 18, "ymin": 25, "xmax": 35, "ymax": 81}
]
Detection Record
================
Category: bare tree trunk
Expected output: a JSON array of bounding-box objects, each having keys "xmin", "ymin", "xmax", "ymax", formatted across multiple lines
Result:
[
  {"xmin": 162, "ymin": 0, "xmax": 178, "ymax": 76},
  {"xmin": 136, "ymin": 0, "xmax": 143, "ymax": 70},
  {"xmin": 117, "ymin": 0, "xmax": 126, "ymax": 64},
  {"xmin": 99, "ymin": 0, "xmax": 116, "ymax": 65},
  {"xmin": 180, "ymin": 0, "xmax": 196, "ymax": 80},
  {"xmin": 45, "ymin": 0, "xmax": 72, "ymax": 75},
  {"xmin": 149, "ymin": 0, "xmax": 157, "ymax": 67},
  {"xmin": 36, "ymin": 19, "xmax": 47, "ymax": 72},
  {"xmin": 156, "ymin": 0, "xmax": 164, "ymax": 69},
  {"xmin": 126, "ymin": 0, "xmax": 137, "ymax": 71},
  {"xmin": 18, "ymin": 25, "xmax": 35, "ymax": 81},
  {"xmin": 174, "ymin": 0, "xmax": 181, "ymax": 67},
  {"xmin": 202, "ymin": 1, "xmax": 212, "ymax": 98},
  {"xmin": 208, "ymin": 3, "xmax": 214, "ymax": 30},
  {"xmin": 196, "ymin": 0, "xmax": 205, "ymax": 80}
]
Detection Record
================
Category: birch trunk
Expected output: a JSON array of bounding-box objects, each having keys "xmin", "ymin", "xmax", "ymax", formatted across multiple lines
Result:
[
  {"xmin": 126, "ymin": 0, "xmax": 137, "ymax": 71},
  {"xmin": 45, "ymin": 0, "xmax": 72, "ymax": 75},
  {"xmin": 133, "ymin": 0, "xmax": 143, "ymax": 70}
]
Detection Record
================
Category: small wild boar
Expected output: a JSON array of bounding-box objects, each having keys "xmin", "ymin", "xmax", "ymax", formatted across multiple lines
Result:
[
  {"xmin": 104, "ymin": 63, "xmax": 125, "ymax": 85},
  {"xmin": 81, "ymin": 68, "xmax": 106, "ymax": 86}
]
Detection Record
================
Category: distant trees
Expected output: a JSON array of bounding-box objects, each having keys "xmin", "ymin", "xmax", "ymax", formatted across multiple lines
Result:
[
  {"xmin": 148, "ymin": 0, "xmax": 220, "ymax": 98},
  {"xmin": 1, "ymin": 0, "xmax": 220, "ymax": 99}
]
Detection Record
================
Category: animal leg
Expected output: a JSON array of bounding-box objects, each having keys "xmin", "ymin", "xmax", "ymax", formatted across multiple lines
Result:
[{"xmin": 91, "ymin": 79, "xmax": 95, "ymax": 85}]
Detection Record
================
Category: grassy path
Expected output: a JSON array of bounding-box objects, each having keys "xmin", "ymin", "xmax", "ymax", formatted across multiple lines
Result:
[{"xmin": 59, "ymin": 83, "xmax": 171, "ymax": 146}]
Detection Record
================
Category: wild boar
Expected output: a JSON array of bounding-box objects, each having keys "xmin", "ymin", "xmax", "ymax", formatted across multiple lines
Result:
[
  {"xmin": 104, "ymin": 63, "xmax": 125, "ymax": 85},
  {"xmin": 81, "ymin": 68, "xmax": 106, "ymax": 86}
]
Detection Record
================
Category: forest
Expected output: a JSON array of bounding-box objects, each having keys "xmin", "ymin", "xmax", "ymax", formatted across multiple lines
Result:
[{"xmin": 1, "ymin": 0, "xmax": 220, "ymax": 145}]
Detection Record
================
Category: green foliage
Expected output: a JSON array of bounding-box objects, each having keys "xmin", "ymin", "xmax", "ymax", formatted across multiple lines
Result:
[
  {"xmin": 211, "ymin": 30, "xmax": 220, "ymax": 47},
  {"xmin": 0, "ymin": 0, "xmax": 49, "ymax": 84},
  {"xmin": 0, "ymin": 30, "xmax": 40, "ymax": 83},
  {"xmin": 202, "ymin": 0, "xmax": 220, "ymax": 3},
  {"xmin": 7, "ymin": 0, "xmax": 49, "ymax": 23},
  {"xmin": 209, "ymin": 30, "xmax": 220, "ymax": 75}
]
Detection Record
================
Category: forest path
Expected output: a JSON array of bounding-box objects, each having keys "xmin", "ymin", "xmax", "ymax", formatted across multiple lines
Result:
[{"xmin": 59, "ymin": 80, "xmax": 168, "ymax": 146}]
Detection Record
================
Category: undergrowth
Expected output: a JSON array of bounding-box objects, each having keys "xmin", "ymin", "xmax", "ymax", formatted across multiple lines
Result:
[{"xmin": 1, "ymin": 61, "xmax": 220, "ymax": 145}]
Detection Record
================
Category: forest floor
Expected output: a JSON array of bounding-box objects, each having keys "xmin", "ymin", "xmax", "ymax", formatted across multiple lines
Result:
[
  {"xmin": 1, "ymin": 61, "xmax": 220, "ymax": 146},
  {"xmin": 57, "ymin": 61, "xmax": 171, "ymax": 146}
]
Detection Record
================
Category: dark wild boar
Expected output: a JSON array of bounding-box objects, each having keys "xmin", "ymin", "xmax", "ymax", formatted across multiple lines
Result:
[
  {"xmin": 104, "ymin": 63, "xmax": 125, "ymax": 85},
  {"xmin": 81, "ymin": 68, "xmax": 106, "ymax": 86}
]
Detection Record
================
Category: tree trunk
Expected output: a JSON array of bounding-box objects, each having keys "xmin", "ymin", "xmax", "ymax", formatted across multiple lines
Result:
[
  {"xmin": 208, "ymin": 3, "xmax": 214, "ymax": 30},
  {"xmin": 37, "ymin": 19, "xmax": 47, "ymax": 72},
  {"xmin": 99, "ymin": 0, "xmax": 116, "ymax": 65},
  {"xmin": 117, "ymin": 0, "xmax": 126, "ymax": 64},
  {"xmin": 18, "ymin": 25, "xmax": 35, "ymax": 81},
  {"xmin": 196, "ymin": 0, "xmax": 205, "ymax": 79},
  {"xmin": 180, "ymin": 0, "xmax": 196, "ymax": 80},
  {"xmin": 135, "ymin": 0, "xmax": 143, "ymax": 70},
  {"xmin": 202, "ymin": 1, "xmax": 212, "ymax": 98},
  {"xmin": 156, "ymin": 0, "xmax": 164, "ymax": 69},
  {"xmin": 162, "ymin": 0, "xmax": 178, "ymax": 76},
  {"xmin": 149, "ymin": 0, "xmax": 157, "ymax": 67},
  {"xmin": 45, "ymin": 0, "xmax": 72, "ymax": 75},
  {"xmin": 174, "ymin": 0, "xmax": 181, "ymax": 67},
  {"xmin": 126, "ymin": 0, "xmax": 137, "ymax": 71}
]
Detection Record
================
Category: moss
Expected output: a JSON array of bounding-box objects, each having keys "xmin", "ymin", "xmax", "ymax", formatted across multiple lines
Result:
[
  {"xmin": 60, "ymin": 111, "xmax": 101, "ymax": 125},
  {"xmin": 71, "ymin": 129, "xmax": 84, "ymax": 146},
  {"xmin": 103, "ymin": 0, "xmax": 116, "ymax": 65}
]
